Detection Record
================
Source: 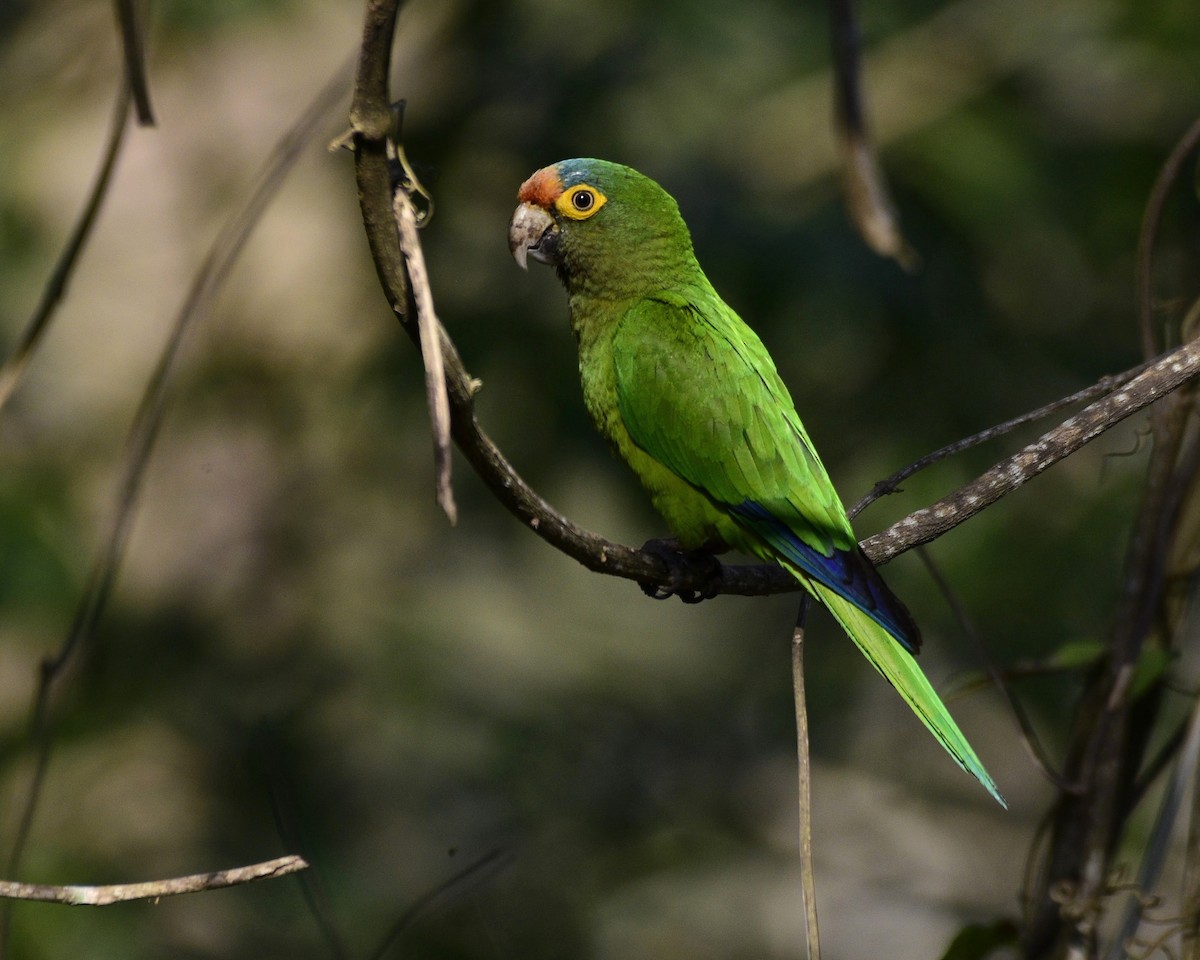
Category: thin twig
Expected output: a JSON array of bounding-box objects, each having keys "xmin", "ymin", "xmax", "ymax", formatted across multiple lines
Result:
[
  {"xmin": 849, "ymin": 361, "xmax": 1155, "ymax": 518},
  {"xmin": 792, "ymin": 598, "xmax": 821, "ymax": 960},
  {"xmin": 0, "ymin": 80, "xmax": 132, "ymax": 412},
  {"xmin": 0, "ymin": 855, "xmax": 306, "ymax": 906},
  {"xmin": 368, "ymin": 848, "xmax": 515, "ymax": 960},
  {"xmin": 0, "ymin": 60, "xmax": 352, "ymax": 957}
]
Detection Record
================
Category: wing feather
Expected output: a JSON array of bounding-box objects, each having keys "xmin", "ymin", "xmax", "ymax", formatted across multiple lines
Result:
[{"xmin": 612, "ymin": 291, "xmax": 920, "ymax": 652}]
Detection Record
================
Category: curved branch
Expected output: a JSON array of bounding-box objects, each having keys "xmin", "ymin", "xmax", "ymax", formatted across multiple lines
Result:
[{"xmin": 350, "ymin": 0, "xmax": 1200, "ymax": 600}]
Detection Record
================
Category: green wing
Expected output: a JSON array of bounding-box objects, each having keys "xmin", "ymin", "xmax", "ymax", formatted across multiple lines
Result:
[
  {"xmin": 611, "ymin": 289, "xmax": 853, "ymax": 556},
  {"xmin": 612, "ymin": 291, "xmax": 920, "ymax": 649}
]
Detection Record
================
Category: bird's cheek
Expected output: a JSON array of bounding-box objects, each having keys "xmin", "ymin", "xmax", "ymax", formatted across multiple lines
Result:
[{"xmin": 508, "ymin": 203, "xmax": 560, "ymax": 270}]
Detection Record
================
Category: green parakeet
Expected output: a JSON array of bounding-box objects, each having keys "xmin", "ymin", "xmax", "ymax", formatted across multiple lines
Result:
[{"xmin": 508, "ymin": 158, "xmax": 1003, "ymax": 807}]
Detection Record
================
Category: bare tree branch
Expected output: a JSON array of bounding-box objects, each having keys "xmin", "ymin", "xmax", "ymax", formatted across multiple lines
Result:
[
  {"xmin": 864, "ymin": 339, "xmax": 1200, "ymax": 563},
  {"xmin": 0, "ymin": 856, "xmax": 306, "ymax": 906},
  {"xmin": 350, "ymin": 2, "xmax": 1200, "ymax": 608},
  {"xmin": 849, "ymin": 360, "xmax": 1156, "ymax": 519}
]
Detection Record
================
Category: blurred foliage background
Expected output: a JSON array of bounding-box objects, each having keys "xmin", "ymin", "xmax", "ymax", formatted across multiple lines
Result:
[{"xmin": 0, "ymin": 0, "xmax": 1198, "ymax": 957}]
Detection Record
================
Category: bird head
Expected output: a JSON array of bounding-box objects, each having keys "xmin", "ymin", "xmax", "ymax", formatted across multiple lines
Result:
[{"xmin": 508, "ymin": 159, "xmax": 698, "ymax": 296}]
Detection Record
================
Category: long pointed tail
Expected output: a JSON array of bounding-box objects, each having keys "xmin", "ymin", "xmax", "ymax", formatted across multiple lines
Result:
[{"xmin": 810, "ymin": 582, "xmax": 1006, "ymax": 808}]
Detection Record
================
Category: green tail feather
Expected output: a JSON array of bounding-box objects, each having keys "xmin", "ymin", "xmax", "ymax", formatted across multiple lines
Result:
[{"xmin": 808, "ymin": 581, "xmax": 1006, "ymax": 808}]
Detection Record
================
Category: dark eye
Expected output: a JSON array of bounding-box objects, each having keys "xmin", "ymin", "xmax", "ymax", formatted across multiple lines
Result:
[{"xmin": 571, "ymin": 189, "xmax": 594, "ymax": 212}]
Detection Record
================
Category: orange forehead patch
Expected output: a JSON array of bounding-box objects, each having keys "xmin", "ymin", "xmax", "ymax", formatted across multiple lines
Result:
[{"xmin": 517, "ymin": 166, "xmax": 564, "ymax": 208}]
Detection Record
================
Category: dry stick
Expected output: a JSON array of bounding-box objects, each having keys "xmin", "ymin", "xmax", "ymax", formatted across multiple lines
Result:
[
  {"xmin": 0, "ymin": 80, "xmax": 132, "ymax": 412},
  {"xmin": 827, "ymin": 0, "xmax": 917, "ymax": 269},
  {"xmin": 395, "ymin": 189, "xmax": 456, "ymax": 524},
  {"xmin": 792, "ymin": 599, "xmax": 821, "ymax": 960},
  {"xmin": 0, "ymin": 855, "xmax": 306, "ymax": 907},
  {"xmin": 350, "ymin": 0, "xmax": 458, "ymax": 525},
  {"xmin": 0, "ymin": 64, "xmax": 351, "ymax": 958}
]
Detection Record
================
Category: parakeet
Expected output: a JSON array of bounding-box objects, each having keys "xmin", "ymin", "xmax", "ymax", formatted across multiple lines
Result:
[{"xmin": 508, "ymin": 158, "xmax": 1003, "ymax": 806}]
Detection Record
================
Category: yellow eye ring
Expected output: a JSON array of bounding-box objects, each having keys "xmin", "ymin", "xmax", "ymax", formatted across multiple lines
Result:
[{"xmin": 555, "ymin": 184, "xmax": 606, "ymax": 220}]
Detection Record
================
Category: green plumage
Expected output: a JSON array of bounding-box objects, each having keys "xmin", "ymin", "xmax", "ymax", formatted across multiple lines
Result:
[{"xmin": 510, "ymin": 158, "xmax": 1003, "ymax": 806}]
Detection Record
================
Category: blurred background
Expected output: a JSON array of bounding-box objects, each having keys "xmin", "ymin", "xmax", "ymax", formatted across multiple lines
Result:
[{"xmin": 0, "ymin": 0, "xmax": 1198, "ymax": 957}]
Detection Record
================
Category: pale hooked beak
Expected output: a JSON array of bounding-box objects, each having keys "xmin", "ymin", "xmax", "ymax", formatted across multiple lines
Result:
[{"xmin": 508, "ymin": 202, "xmax": 558, "ymax": 270}]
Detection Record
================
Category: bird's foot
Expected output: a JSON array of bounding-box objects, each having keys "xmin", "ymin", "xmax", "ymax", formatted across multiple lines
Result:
[{"xmin": 638, "ymin": 538, "xmax": 723, "ymax": 604}]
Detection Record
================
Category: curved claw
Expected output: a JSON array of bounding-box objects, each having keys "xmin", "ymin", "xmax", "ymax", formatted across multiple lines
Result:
[{"xmin": 640, "ymin": 580, "xmax": 675, "ymax": 601}]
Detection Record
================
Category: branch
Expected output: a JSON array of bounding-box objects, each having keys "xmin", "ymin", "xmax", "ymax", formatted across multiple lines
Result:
[
  {"xmin": 791, "ymin": 601, "xmax": 822, "ymax": 960},
  {"xmin": 350, "ymin": 2, "xmax": 1200, "ymax": 602},
  {"xmin": 863, "ymin": 338, "xmax": 1200, "ymax": 563},
  {"xmin": 0, "ymin": 856, "xmax": 306, "ymax": 906},
  {"xmin": 849, "ymin": 360, "xmax": 1155, "ymax": 518}
]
